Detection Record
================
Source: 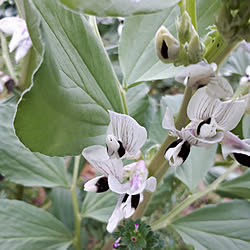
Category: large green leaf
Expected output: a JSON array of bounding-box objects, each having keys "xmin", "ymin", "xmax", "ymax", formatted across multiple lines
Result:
[
  {"xmin": 119, "ymin": 0, "xmax": 221, "ymax": 86},
  {"xmin": 0, "ymin": 104, "xmax": 69, "ymax": 188},
  {"xmin": 59, "ymin": 0, "xmax": 180, "ymax": 17},
  {"xmin": 172, "ymin": 200, "xmax": 250, "ymax": 250},
  {"xmin": 216, "ymin": 170, "xmax": 250, "ymax": 199},
  {"xmin": 176, "ymin": 145, "xmax": 217, "ymax": 191},
  {"xmin": 0, "ymin": 199, "xmax": 73, "ymax": 250},
  {"xmin": 81, "ymin": 191, "xmax": 117, "ymax": 223},
  {"xmin": 14, "ymin": 0, "xmax": 123, "ymax": 156},
  {"xmin": 243, "ymin": 114, "xmax": 250, "ymax": 139}
]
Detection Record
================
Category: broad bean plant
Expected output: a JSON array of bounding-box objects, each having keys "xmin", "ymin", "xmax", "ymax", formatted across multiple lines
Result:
[{"xmin": 0, "ymin": 0, "xmax": 250, "ymax": 249}]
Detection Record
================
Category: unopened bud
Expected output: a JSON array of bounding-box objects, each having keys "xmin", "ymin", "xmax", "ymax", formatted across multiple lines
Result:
[
  {"xmin": 187, "ymin": 33, "xmax": 204, "ymax": 63},
  {"xmin": 155, "ymin": 26, "xmax": 180, "ymax": 62},
  {"xmin": 177, "ymin": 11, "xmax": 192, "ymax": 44}
]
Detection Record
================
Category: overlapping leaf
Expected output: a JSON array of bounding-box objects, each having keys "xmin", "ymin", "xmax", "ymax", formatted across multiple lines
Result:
[
  {"xmin": 173, "ymin": 200, "xmax": 250, "ymax": 250},
  {"xmin": 0, "ymin": 104, "xmax": 69, "ymax": 188},
  {"xmin": 0, "ymin": 199, "xmax": 73, "ymax": 250},
  {"xmin": 14, "ymin": 0, "xmax": 123, "ymax": 156},
  {"xmin": 59, "ymin": 0, "xmax": 180, "ymax": 17}
]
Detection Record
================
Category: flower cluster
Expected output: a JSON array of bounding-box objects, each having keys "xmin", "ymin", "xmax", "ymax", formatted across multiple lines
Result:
[
  {"xmin": 82, "ymin": 111, "xmax": 156, "ymax": 233},
  {"xmin": 163, "ymin": 62, "xmax": 249, "ymax": 167}
]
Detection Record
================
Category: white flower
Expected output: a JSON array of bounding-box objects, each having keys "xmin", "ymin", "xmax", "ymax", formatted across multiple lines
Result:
[
  {"xmin": 221, "ymin": 132, "xmax": 250, "ymax": 167},
  {"xmin": 162, "ymin": 88, "xmax": 246, "ymax": 167},
  {"xmin": 240, "ymin": 65, "xmax": 250, "ymax": 85},
  {"xmin": 187, "ymin": 88, "xmax": 246, "ymax": 137},
  {"xmin": 175, "ymin": 62, "xmax": 233, "ymax": 98},
  {"xmin": 82, "ymin": 146, "xmax": 156, "ymax": 233},
  {"xmin": 0, "ymin": 17, "xmax": 32, "ymax": 62},
  {"xmin": 106, "ymin": 111, "xmax": 147, "ymax": 159}
]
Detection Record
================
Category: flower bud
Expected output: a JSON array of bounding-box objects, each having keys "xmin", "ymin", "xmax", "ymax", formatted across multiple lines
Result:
[
  {"xmin": 155, "ymin": 25, "xmax": 180, "ymax": 62},
  {"xmin": 177, "ymin": 11, "xmax": 192, "ymax": 44},
  {"xmin": 187, "ymin": 33, "xmax": 204, "ymax": 63}
]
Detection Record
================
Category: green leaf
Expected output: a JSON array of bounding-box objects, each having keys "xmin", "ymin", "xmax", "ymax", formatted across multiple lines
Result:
[
  {"xmin": 196, "ymin": 0, "xmax": 221, "ymax": 38},
  {"xmin": 176, "ymin": 145, "xmax": 217, "ymax": 191},
  {"xmin": 119, "ymin": 7, "xmax": 181, "ymax": 86},
  {"xmin": 14, "ymin": 0, "xmax": 123, "ymax": 156},
  {"xmin": 148, "ymin": 94, "xmax": 183, "ymax": 144},
  {"xmin": 126, "ymin": 82, "xmax": 150, "ymax": 126},
  {"xmin": 59, "ymin": 0, "xmax": 180, "ymax": 17},
  {"xmin": 49, "ymin": 187, "xmax": 76, "ymax": 231},
  {"xmin": 216, "ymin": 170, "xmax": 250, "ymax": 199},
  {"xmin": 243, "ymin": 114, "xmax": 250, "ymax": 139},
  {"xmin": 0, "ymin": 199, "xmax": 73, "ymax": 250},
  {"xmin": 81, "ymin": 191, "xmax": 117, "ymax": 223},
  {"xmin": 0, "ymin": 104, "xmax": 69, "ymax": 188},
  {"xmin": 172, "ymin": 200, "xmax": 250, "ymax": 250},
  {"xmin": 220, "ymin": 45, "xmax": 250, "ymax": 76},
  {"xmin": 119, "ymin": 0, "xmax": 221, "ymax": 86}
]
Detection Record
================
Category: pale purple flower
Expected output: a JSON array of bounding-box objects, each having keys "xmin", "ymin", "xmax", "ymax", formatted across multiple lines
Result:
[
  {"xmin": 82, "ymin": 146, "xmax": 156, "ymax": 233},
  {"xmin": 0, "ymin": 17, "xmax": 32, "ymax": 62},
  {"xmin": 113, "ymin": 237, "xmax": 121, "ymax": 249},
  {"xmin": 175, "ymin": 62, "xmax": 233, "ymax": 98}
]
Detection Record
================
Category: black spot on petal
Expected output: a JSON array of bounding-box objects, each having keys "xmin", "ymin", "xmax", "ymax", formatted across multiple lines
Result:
[
  {"xmin": 166, "ymin": 138, "xmax": 183, "ymax": 150},
  {"xmin": 161, "ymin": 40, "xmax": 169, "ymax": 59},
  {"xmin": 118, "ymin": 140, "xmax": 125, "ymax": 158},
  {"xmin": 122, "ymin": 193, "xmax": 129, "ymax": 203},
  {"xmin": 233, "ymin": 153, "xmax": 250, "ymax": 167},
  {"xmin": 131, "ymin": 194, "xmax": 140, "ymax": 209},
  {"xmin": 5, "ymin": 79, "xmax": 15, "ymax": 93},
  {"xmin": 96, "ymin": 177, "xmax": 109, "ymax": 193},
  {"xmin": 178, "ymin": 141, "xmax": 191, "ymax": 163},
  {"xmin": 197, "ymin": 117, "xmax": 211, "ymax": 135}
]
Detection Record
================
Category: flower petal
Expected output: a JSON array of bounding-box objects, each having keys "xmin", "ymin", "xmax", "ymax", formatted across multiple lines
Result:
[
  {"xmin": 165, "ymin": 139, "xmax": 190, "ymax": 167},
  {"xmin": 107, "ymin": 111, "xmax": 147, "ymax": 159},
  {"xmin": 106, "ymin": 194, "xmax": 125, "ymax": 233},
  {"xmin": 84, "ymin": 175, "xmax": 109, "ymax": 193},
  {"xmin": 82, "ymin": 145, "xmax": 123, "ymax": 181},
  {"xmin": 215, "ymin": 99, "xmax": 246, "ymax": 131},
  {"xmin": 14, "ymin": 38, "xmax": 32, "ymax": 62},
  {"xmin": 187, "ymin": 88, "xmax": 220, "ymax": 121},
  {"xmin": 144, "ymin": 176, "xmax": 157, "ymax": 192},
  {"xmin": 108, "ymin": 175, "xmax": 130, "ymax": 194},
  {"xmin": 221, "ymin": 132, "xmax": 250, "ymax": 159},
  {"xmin": 206, "ymin": 76, "xmax": 233, "ymax": 98},
  {"xmin": 175, "ymin": 62, "xmax": 215, "ymax": 87},
  {"xmin": 0, "ymin": 17, "xmax": 26, "ymax": 35}
]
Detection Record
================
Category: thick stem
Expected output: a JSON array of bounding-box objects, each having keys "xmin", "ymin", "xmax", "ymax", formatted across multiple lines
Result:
[
  {"xmin": 71, "ymin": 155, "xmax": 81, "ymax": 250},
  {"xmin": 151, "ymin": 162, "xmax": 238, "ymax": 230},
  {"xmin": 120, "ymin": 84, "xmax": 129, "ymax": 115},
  {"xmin": 186, "ymin": 0, "xmax": 197, "ymax": 31},
  {"xmin": 0, "ymin": 31, "xmax": 17, "ymax": 82},
  {"xmin": 204, "ymin": 32, "xmax": 239, "ymax": 65}
]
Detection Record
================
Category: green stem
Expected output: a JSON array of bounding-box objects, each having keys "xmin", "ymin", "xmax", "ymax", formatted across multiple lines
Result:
[
  {"xmin": 120, "ymin": 84, "xmax": 129, "ymax": 115},
  {"xmin": 186, "ymin": 0, "xmax": 197, "ymax": 31},
  {"xmin": 204, "ymin": 32, "xmax": 239, "ymax": 65},
  {"xmin": 151, "ymin": 162, "xmax": 238, "ymax": 230},
  {"xmin": 71, "ymin": 155, "xmax": 81, "ymax": 250},
  {"xmin": 0, "ymin": 31, "xmax": 17, "ymax": 82},
  {"xmin": 178, "ymin": 0, "xmax": 186, "ymax": 15}
]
